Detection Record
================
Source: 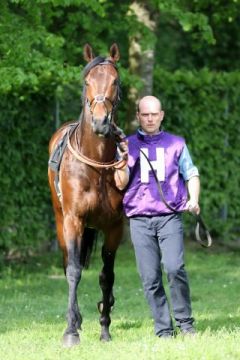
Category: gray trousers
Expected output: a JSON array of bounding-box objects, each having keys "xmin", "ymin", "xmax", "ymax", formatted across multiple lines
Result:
[{"xmin": 130, "ymin": 214, "xmax": 194, "ymax": 336}]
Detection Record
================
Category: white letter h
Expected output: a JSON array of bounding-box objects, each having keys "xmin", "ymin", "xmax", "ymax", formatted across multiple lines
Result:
[{"xmin": 140, "ymin": 148, "xmax": 165, "ymax": 183}]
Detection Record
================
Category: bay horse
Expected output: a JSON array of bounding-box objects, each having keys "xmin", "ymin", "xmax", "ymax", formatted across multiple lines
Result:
[{"xmin": 48, "ymin": 44, "xmax": 127, "ymax": 347}]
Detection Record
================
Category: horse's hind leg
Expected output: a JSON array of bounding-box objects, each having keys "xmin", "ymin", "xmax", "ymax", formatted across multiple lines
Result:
[
  {"xmin": 62, "ymin": 215, "xmax": 83, "ymax": 347},
  {"xmin": 98, "ymin": 246, "xmax": 116, "ymax": 341},
  {"xmin": 98, "ymin": 225, "xmax": 122, "ymax": 341}
]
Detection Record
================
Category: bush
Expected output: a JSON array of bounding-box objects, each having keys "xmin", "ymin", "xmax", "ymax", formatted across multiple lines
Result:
[{"xmin": 0, "ymin": 89, "xmax": 56, "ymax": 252}]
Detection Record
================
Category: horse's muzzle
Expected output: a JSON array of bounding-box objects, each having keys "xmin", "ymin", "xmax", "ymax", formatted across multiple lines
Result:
[{"xmin": 92, "ymin": 116, "xmax": 111, "ymax": 137}]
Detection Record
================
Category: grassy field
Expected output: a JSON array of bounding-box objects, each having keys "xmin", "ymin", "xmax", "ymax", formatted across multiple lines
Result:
[{"xmin": 0, "ymin": 239, "xmax": 240, "ymax": 360}]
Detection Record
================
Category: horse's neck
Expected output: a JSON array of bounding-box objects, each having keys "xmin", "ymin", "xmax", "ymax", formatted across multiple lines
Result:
[{"xmin": 76, "ymin": 110, "xmax": 116, "ymax": 162}]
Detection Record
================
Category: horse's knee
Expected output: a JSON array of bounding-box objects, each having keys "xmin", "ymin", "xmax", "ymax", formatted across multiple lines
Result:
[
  {"xmin": 66, "ymin": 263, "xmax": 81, "ymax": 277},
  {"xmin": 66, "ymin": 265, "xmax": 81, "ymax": 288},
  {"xmin": 101, "ymin": 246, "xmax": 115, "ymax": 268},
  {"xmin": 99, "ymin": 271, "xmax": 114, "ymax": 290}
]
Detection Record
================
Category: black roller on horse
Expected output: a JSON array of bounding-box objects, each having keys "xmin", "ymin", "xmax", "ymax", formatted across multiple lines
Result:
[{"xmin": 48, "ymin": 44, "xmax": 127, "ymax": 347}]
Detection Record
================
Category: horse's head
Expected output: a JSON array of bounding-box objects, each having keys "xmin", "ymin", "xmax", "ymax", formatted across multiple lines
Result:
[{"xmin": 83, "ymin": 44, "xmax": 120, "ymax": 137}]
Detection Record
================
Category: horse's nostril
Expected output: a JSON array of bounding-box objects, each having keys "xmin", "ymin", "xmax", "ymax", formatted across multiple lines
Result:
[
  {"xmin": 92, "ymin": 117, "xmax": 110, "ymax": 137},
  {"xmin": 93, "ymin": 116, "xmax": 109, "ymax": 127},
  {"xmin": 103, "ymin": 115, "xmax": 109, "ymax": 125}
]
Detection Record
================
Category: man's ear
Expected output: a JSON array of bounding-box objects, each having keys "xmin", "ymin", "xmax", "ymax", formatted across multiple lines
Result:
[{"xmin": 136, "ymin": 111, "xmax": 140, "ymax": 123}]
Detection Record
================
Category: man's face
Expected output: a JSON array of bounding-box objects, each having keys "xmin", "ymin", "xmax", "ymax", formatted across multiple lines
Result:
[{"xmin": 137, "ymin": 99, "xmax": 164, "ymax": 135}]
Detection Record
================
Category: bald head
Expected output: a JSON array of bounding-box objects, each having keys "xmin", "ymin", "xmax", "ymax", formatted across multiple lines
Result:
[
  {"xmin": 138, "ymin": 96, "xmax": 162, "ymax": 113},
  {"xmin": 136, "ymin": 95, "xmax": 164, "ymax": 135}
]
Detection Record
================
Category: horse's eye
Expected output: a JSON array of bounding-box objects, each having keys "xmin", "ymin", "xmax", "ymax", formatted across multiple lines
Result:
[
  {"xmin": 85, "ymin": 81, "xmax": 89, "ymax": 86},
  {"xmin": 112, "ymin": 79, "xmax": 118, "ymax": 86}
]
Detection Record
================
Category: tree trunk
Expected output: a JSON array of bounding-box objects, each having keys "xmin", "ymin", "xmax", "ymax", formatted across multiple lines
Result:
[{"xmin": 127, "ymin": 1, "xmax": 157, "ymax": 132}]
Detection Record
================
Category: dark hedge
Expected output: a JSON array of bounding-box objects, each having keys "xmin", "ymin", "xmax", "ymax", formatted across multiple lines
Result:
[{"xmin": 1, "ymin": 69, "xmax": 239, "ymax": 252}]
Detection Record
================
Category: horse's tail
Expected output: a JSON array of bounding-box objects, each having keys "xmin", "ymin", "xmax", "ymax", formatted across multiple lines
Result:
[{"xmin": 80, "ymin": 228, "xmax": 98, "ymax": 269}]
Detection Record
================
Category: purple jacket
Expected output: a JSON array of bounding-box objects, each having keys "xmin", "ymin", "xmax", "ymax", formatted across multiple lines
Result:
[{"xmin": 123, "ymin": 130, "xmax": 190, "ymax": 217}]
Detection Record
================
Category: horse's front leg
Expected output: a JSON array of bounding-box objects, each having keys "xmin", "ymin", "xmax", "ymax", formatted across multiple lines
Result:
[
  {"xmin": 62, "ymin": 214, "xmax": 83, "ymax": 347},
  {"xmin": 98, "ymin": 224, "xmax": 122, "ymax": 341}
]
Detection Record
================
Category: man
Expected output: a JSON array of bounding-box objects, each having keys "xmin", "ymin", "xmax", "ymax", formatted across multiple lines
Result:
[{"xmin": 122, "ymin": 95, "xmax": 200, "ymax": 338}]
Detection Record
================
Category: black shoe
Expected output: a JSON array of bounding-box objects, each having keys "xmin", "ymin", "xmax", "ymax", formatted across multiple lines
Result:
[
  {"xmin": 181, "ymin": 327, "xmax": 196, "ymax": 336},
  {"xmin": 158, "ymin": 332, "xmax": 174, "ymax": 339}
]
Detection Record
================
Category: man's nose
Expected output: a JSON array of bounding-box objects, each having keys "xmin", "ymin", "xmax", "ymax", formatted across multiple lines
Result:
[{"xmin": 147, "ymin": 114, "xmax": 153, "ymax": 120}]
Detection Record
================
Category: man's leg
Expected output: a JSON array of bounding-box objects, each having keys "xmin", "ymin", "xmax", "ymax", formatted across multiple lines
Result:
[
  {"xmin": 156, "ymin": 214, "xmax": 194, "ymax": 332},
  {"xmin": 130, "ymin": 217, "xmax": 173, "ymax": 336}
]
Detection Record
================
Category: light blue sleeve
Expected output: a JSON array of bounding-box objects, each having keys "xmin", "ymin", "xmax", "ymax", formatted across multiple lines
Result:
[{"xmin": 179, "ymin": 144, "xmax": 199, "ymax": 181}]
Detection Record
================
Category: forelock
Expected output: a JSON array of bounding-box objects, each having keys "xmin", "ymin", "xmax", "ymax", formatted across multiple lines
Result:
[{"xmin": 82, "ymin": 56, "xmax": 106, "ymax": 78}]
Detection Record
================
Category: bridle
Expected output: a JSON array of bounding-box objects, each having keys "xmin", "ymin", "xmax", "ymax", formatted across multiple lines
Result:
[
  {"xmin": 85, "ymin": 60, "xmax": 121, "ymax": 124},
  {"xmin": 67, "ymin": 59, "xmax": 126, "ymax": 170}
]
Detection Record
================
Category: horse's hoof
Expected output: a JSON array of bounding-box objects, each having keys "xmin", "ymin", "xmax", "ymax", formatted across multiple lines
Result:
[{"xmin": 62, "ymin": 333, "xmax": 80, "ymax": 347}]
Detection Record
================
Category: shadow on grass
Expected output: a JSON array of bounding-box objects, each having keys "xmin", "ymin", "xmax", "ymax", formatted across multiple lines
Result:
[
  {"xmin": 0, "ymin": 251, "xmax": 63, "ymax": 278},
  {"xmin": 0, "ymin": 238, "xmax": 107, "ymax": 279},
  {"xmin": 196, "ymin": 315, "xmax": 240, "ymax": 333},
  {"xmin": 115, "ymin": 320, "xmax": 143, "ymax": 330}
]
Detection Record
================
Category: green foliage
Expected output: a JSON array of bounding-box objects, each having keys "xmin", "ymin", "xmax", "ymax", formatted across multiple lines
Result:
[
  {"xmin": 0, "ymin": 89, "xmax": 56, "ymax": 251},
  {"xmin": 154, "ymin": 67, "xmax": 240, "ymax": 240},
  {"xmin": 0, "ymin": 1, "xmax": 240, "ymax": 251},
  {"xmin": 151, "ymin": 0, "xmax": 240, "ymax": 71},
  {"xmin": 0, "ymin": 0, "xmax": 136, "ymax": 252}
]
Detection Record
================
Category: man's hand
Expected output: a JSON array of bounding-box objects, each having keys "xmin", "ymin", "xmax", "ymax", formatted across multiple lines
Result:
[
  {"xmin": 186, "ymin": 200, "xmax": 200, "ymax": 215},
  {"xmin": 117, "ymin": 140, "xmax": 128, "ymax": 161}
]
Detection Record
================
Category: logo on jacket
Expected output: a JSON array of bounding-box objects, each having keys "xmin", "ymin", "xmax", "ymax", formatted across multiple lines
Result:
[{"xmin": 140, "ymin": 148, "xmax": 165, "ymax": 183}]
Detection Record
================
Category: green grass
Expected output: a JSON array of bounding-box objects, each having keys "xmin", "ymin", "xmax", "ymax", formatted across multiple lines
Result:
[{"xmin": 0, "ymin": 240, "xmax": 240, "ymax": 360}]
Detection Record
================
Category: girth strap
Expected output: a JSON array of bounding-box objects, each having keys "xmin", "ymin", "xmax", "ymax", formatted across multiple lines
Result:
[{"xmin": 48, "ymin": 122, "xmax": 78, "ymax": 199}]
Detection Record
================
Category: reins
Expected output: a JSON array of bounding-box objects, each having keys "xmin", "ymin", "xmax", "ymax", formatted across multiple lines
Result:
[
  {"xmin": 67, "ymin": 127, "xmax": 127, "ymax": 170},
  {"xmin": 139, "ymin": 148, "xmax": 212, "ymax": 248}
]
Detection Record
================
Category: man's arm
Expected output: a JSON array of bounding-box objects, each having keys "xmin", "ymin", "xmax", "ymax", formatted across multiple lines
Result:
[
  {"xmin": 186, "ymin": 176, "xmax": 200, "ymax": 214},
  {"xmin": 179, "ymin": 144, "xmax": 200, "ymax": 214},
  {"xmin": 114, "ymin": 140, "xmax": 129, "ymax": 191},
  {"xmin": 114, "ymin": 165, "xmax": 129, "ymax": 190}
]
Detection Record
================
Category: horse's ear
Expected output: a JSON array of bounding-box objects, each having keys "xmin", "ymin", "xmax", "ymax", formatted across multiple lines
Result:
[
  {"xmin": 83, "ymin": 44, "xmax": 95, "ymax": 62},
  {"xmin": 109, "ymin": 43, "xmax": 120, "ymax": 62}
]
